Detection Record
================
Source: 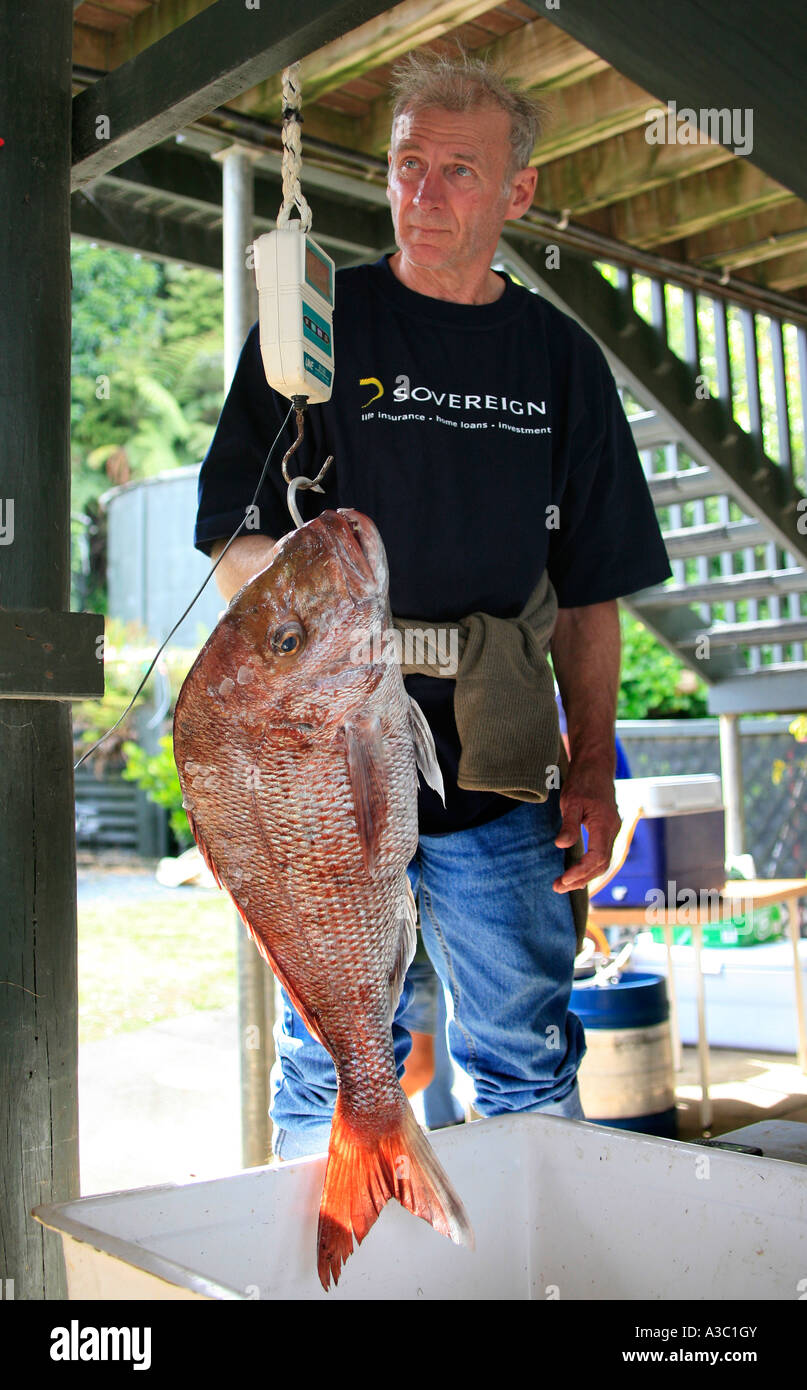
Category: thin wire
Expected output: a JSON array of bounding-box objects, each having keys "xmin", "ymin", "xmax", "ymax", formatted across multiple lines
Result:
[{"xmin": 74, "ymin": 402, "xmax": 296, "ymax": 771}]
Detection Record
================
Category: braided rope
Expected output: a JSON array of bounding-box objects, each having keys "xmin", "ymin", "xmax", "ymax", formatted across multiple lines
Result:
[{"xmin": 277, "ymin": 63, "xmax": 312, "ymax": 232}]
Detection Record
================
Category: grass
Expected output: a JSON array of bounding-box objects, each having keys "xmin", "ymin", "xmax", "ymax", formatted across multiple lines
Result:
[{"xmin": 78, "ymin": 894, "xmax": 238, "ymax": 1044}]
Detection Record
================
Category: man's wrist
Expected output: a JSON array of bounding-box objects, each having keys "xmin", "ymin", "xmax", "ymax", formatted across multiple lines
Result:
[{"xmin": 564, "ymin": 731, "xmax": 617, "ymax": 772}]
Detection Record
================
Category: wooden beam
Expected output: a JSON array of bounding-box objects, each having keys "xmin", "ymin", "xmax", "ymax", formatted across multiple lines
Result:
[
  {"xmin": 71, "ymin": 181, "xmax": 390, "ymax": 268},
  {"xmin": 477, "ymin": 14, "xmax": 608, "ymax": 93},
  {"xmin": 86, "ymin": 142, "xmax": 392, "ymax": 252},
  {"xmin": 749, "ymin": 250, "xmax": 807, "ymax": 294},
  {"xmin": 706, "ymin": 230, "xmax": 807, "ymax": 274},
  {"xmin": 72, "ymin": 0, "xmax": 402, "ymax": 188},
  {"xmin": 72, "ymin": 22, "xmax": 112, "ymax": 68},
  {"xmin": 71, "ymin": 188, "xmax": 224, "ymax": 268},
  {"xmin": 660, "ymin": 201, "xmax": 807, "ymax": 272},
  {"xmin": 533, "ymin": 0, "xmax": 807, "ymax": 202},
  {"xmin": 232, "ymin": 0, "xmax": 498, "ymax": 121},
  {"xmin": 535, "ymin": 123, "xmax": 731, "ymax": 217},
  {"xmin": 359, "ymin": 62, "xmax": 655, "ymax": 157},
  {"xmin": 73, "ymin": 0, "xmax": 141, "ymax": 32},
  {"xmin": 109, "ymin": 0, "xmax": 216, "ymax": 65},
  {"xmin": 0, "ymin": 0, "xmax": 80, "ymax": 1302},
  {"xmin": 0, "ymin": 612, "xmax": 104, "ymax": 700},
  {"xmin": 582, "ymin": 160, "xmax": 793, "ymax": 249},
  {"xmin": 225, "ymin": 92, "xmax": 359, "ymax": 150}
]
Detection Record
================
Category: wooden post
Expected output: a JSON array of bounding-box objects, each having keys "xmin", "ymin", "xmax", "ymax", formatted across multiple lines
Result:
[
  {"xmin": 213, "ymin": 145, "xmax": 275, "ymax": 1167},
  {"xmin": 0, "ymin": 1, "xmax": 78, "ymax": 1300}
]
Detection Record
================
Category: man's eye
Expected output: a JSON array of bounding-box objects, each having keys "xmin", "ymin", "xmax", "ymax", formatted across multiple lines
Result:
[{"xmin": 455, "ymin": 165, "xmax": 473, "ymax": 177}]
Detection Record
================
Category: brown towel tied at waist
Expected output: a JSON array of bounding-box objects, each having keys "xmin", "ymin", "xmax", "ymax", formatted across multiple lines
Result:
[{"xmin": 392, "ymin": 570, "xmax": 590, "ymax": 954}]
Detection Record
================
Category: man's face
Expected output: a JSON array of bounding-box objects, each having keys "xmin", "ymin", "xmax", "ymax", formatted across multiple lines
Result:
[{"xmin": 386, "ymin": 103, "xmax": 535, "ymax": 274}]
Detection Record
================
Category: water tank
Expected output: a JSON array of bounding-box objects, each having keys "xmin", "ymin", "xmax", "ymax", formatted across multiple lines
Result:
[{"xmin": 102, "ymin": 466, "xmax": 226, "ymax": 649}]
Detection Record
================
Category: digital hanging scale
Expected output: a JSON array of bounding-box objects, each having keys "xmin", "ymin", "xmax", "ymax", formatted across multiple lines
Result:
[{"xmin": 253, "ymin": 226, "xmax": 335, "ymax": 404}]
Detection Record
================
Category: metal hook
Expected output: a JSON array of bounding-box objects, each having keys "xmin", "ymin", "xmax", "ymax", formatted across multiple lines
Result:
[
  {"xmin": 287, "ymin": 461, "xmax": 333, "ymax": 527},
  {"xmin": 281, "ymin": 402, "xmax": 307, "ymax": 484},
  {"xmin": 281, "ymin": 399, "xmax": 333, "ymax": 528}
]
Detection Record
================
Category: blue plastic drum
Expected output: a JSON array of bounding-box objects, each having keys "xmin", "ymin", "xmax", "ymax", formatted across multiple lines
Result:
[{"xmin": 571, "ymin": 971, "xmax": 677, "ymax": 1138}]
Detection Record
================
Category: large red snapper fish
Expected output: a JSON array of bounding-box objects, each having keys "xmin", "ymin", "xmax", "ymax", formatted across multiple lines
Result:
[{"xmin": 173, "ymin": 508, "xmax": 473, "ymax": 1289}]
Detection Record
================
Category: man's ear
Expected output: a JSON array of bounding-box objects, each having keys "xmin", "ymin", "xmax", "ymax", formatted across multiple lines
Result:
[
  {"xmin": 385, "ymin": 149, "xmax": 392, "ymax": 201},
  {"xmin": 506, "ymin": 166, "xmax": 538, "ymax": 220}
]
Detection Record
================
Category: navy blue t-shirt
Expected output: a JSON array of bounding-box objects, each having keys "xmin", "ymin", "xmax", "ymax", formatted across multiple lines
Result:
[{"xmin": 195, "ymin": 254, "xmax": 671, "ymax": 834}]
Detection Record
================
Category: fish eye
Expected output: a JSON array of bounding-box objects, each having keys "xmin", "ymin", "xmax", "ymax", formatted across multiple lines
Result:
[{"xmin": 270, "ymin": 619, "xmax": 306, "ymax": 657}]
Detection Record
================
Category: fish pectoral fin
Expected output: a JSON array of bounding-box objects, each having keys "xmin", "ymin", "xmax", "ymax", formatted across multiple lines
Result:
[
  {"xmin": 409, "ymin": 695, "xmax": 445, "ymax": 806},
  {"xmin": 388, "ymin": 877, "xmax": 418, "ymax": 1019},
  {"xmin": 344, "ymin": 714, "xmax": 388, "ymax": 875}
]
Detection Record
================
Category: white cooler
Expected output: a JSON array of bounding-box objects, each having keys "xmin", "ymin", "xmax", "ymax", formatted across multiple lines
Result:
[
  {"xmin": 630, "ymin": 934, "xmax": 807, "ymax": 1052},
  {"xmin": 34, "ymin": 1112, "xmax": 807, "ymax": 1300}
]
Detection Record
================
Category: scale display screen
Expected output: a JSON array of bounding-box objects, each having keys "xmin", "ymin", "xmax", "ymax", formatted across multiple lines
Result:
[{"xmin": 305, "ymin": 242, "xmax": 333, "ymax": 304}]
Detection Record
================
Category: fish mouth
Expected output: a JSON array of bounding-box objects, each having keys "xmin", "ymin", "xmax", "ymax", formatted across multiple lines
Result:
[{"xmin": 326, "ymin": 510, "xmax": 387, "ymax": 598}]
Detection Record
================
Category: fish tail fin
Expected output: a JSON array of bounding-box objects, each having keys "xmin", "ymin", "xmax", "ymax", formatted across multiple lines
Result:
[{"xmin": 317, "ymin": 1094, "xmax": 474, "ymax": 1290}]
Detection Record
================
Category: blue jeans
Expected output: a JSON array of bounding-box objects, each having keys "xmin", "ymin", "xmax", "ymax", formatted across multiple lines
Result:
[
  {"xmin": 270, "ymin": 794, "xmax": 587, "ymax": 1159},
  {"xmin": 403, "ymin": 958, "xmax": 466, "ymax": 1129}
]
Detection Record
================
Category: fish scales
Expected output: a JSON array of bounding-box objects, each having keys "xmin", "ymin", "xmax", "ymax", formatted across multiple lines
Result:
[{"xmin": 174, "ymin": 508, "xmax": 473, "ymax": 1288}]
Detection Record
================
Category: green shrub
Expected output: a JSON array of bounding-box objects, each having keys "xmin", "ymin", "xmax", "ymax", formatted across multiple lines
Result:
[
  {"xmin": 122, "ymin": 735, "xmax": 194, "ymax": 850},
  {"xmin": 618, "ymin": 612, "xmax": 709, "ymax": 719}
]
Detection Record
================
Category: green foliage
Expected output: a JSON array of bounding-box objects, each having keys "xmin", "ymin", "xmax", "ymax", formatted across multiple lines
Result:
[
  {"xmin": 73, "ymin": 619, "xmax": 196, "ymax": 771},
  {"xmin": 70, "ymin": 244, "xmax": 226, "ymax": 612},
  {"xmin": 122, "ymin": 735, "xmax": 194, "ymax": 850},
  {"xmin": 73, "ymin": 618, "xmax": 151, "ymax": 764},
  {"xmin": 70, "ymin": 243, "xmax": 225, "ymax": 513},
  {"xmin": 618, "ymin": 611, "xmax": 709, "ymax": 719},
  {"xmin": 73, "ymin": 614, "xmax": 196, "ymax": 844},
  {"xmin": 71, "ymin": 243, "xmax": 163, "ymax": 385}
]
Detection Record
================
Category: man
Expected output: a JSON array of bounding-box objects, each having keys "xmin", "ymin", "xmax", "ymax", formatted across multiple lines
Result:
[{"xmin": 195, "ymin": 50, "xmax": 671, "ymax": 1157}]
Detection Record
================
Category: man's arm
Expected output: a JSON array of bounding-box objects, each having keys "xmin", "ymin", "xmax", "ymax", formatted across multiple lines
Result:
[
  {"xmin": 550, "ymin": 599, "xmax": 622, "ymax": 892},
  {"xmin": 210, "ymin": 534, "xmax": 277, "ymax": 604}
]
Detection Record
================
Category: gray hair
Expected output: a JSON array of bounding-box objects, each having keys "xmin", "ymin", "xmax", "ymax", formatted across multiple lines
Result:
[{"xmin": 389, "ymin": 47, "xmax": 548, "ymax": 176}]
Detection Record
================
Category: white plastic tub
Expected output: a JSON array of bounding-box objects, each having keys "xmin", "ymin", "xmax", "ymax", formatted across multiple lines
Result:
[
  {"xmin": 615, "ymin": 774, "xmax": 723, "ymax": 817},
  {"xmin": 34, "ymin": 1113, "xmax": 807, "ymax": 1300}
]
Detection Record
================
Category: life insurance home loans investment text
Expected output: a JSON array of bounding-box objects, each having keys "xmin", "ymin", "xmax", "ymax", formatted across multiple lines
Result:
[{"xmin": 366, "ymin": 409, "xmax": 551, "ymax": 435}]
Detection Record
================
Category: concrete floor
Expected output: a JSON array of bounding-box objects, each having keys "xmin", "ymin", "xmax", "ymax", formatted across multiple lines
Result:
[{"xmin": 673, "ymin": 1043, "xmax": 807, "ymax": 1140}]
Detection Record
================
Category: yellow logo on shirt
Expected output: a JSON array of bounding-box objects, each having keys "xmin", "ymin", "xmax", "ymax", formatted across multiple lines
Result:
[{"xmin": 360, "ymin": 377, "xmax": 384, "ymax": 408}]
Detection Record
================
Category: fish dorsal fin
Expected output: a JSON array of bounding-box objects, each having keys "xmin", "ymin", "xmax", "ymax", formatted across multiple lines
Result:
[
  {"xmin": 388, "ymin": 877, "xmax": 418, "ymax": 1020},
  {"xmin": 409, "ymin": 696, "xmax": 445, "ymax": 806},
  {"xmin": 344, "ymin": 714, "xmax": 388, "ymax": 875}
]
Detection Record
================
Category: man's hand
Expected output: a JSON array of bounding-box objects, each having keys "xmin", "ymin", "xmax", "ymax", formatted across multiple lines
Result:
[
  {"xmin": 553, "ymin": 758, "xmax": 621, "ymax": 893},
  {"xmin": 550, "ymin": 598, "xmax": 622, "ymax": 893}
]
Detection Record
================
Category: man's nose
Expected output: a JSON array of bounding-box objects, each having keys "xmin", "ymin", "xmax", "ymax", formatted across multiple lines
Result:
[{"xmin": 413, "ymin": 169, "xmax": 443, "ymax": 207}]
